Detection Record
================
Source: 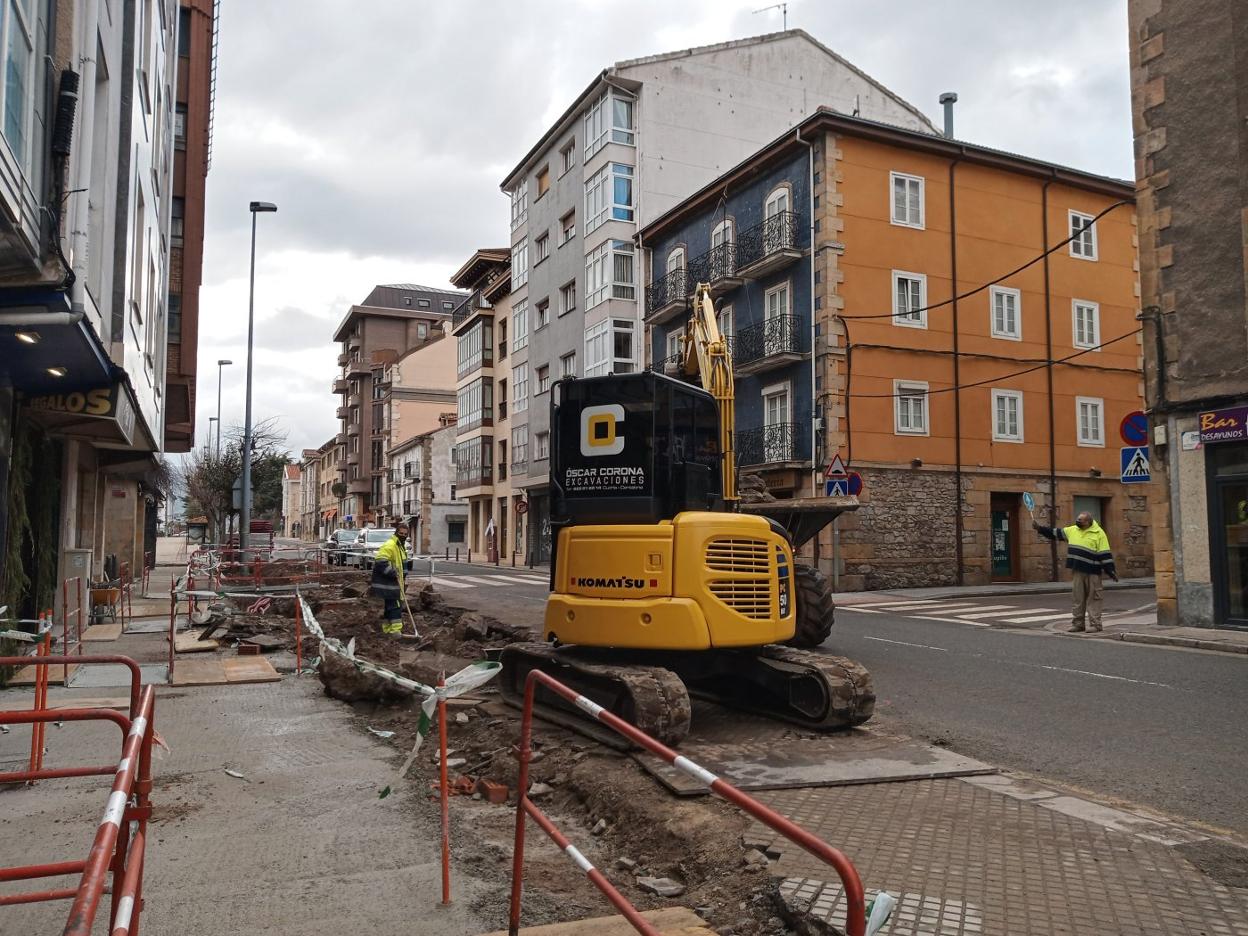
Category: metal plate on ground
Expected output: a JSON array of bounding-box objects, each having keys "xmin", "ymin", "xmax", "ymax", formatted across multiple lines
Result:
[
  {"xmin": 633, "ymin": 701, "xmax": 994, "ymax": 795},
  {"xmin": 123, "ymin": 617, "xmax": 173, "ymax": 634},
  {"xmin": 66, "ymin": 662, "xmax": 169, "ymax": 688}
]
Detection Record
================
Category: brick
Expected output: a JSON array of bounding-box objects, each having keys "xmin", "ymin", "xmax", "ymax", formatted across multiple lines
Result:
[{"xmin": 1139, "ymin": 32, "xmax": 1164, "ymax": 63}]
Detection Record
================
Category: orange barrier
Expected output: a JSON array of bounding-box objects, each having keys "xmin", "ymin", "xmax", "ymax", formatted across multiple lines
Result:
[
  {"xmin": 61, "ymin": 577, "xmax": 84, "ymax": 684},
  {"xmin": 0, "ymin": 656, "xmax": 156, "ymax": 935}
]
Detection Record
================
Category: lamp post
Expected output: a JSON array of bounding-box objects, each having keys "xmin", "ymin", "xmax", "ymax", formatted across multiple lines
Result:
[
  {"xmin": 215, "ymin": 358, "xmax": 232, "ymax": 456},
  {"xmin": 241, "ymin": 201, "xmax": 277, "ymax": 552},
  {"xmin": 206, "ymin": 417, "xmax": 218, "ymax": 454}
]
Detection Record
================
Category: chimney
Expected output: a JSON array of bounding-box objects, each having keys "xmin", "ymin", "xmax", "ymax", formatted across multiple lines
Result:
[{"xmin": 939, "ymin": 92, "xmax": 958, "ymax": 139}]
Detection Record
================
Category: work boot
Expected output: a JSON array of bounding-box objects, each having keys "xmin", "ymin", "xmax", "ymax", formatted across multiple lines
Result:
[
  {"xmin": 1068, "ymin": 625, "xmax": 1086, "ymax": 633},
  {"xmin": 1088, "ymin": 626, "xmax": 1103, "ymax": 633}
]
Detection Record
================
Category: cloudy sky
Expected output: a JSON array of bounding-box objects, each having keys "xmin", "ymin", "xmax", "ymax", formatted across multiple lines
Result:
[{"xmin": 196, "ymin": 0, "xmax": 1133, "ymax": 457}]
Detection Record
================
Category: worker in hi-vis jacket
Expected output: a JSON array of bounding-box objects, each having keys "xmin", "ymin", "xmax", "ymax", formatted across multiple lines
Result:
[{"xmin": 1034, "ymin": 512, "xmax": 1118, "ymax": 633}]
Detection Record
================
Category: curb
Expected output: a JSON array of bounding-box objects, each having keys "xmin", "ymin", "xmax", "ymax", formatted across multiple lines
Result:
[
  {"xmin": 833, "ymin": 580, "xmax": 1153, "ymax": 603},
  {"xmin": 1111, "ymin": 631, "xmax": 1248, "ymax": 655}
]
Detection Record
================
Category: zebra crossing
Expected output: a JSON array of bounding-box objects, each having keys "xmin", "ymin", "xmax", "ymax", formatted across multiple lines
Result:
[
  {"xmin": 419, "ymin": 571, "xmax": 549, "ymax": 590},
  {"xmin": 841, "ymin": 597, "xmax": 1073, "ymax": 628}
]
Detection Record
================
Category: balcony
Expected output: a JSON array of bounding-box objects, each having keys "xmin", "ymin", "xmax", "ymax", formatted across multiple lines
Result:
[
  {"xmin": 456, "ymin": 466, "xmax": 493, "ymax": 490},
  {"xmin": 332, "ymin": 377, "xmax": 348, "ymax": 395},
  {"xmin": 452, "ymin": 290, "xmax": 492, "ymax": 334},
  {"xmin": 334, "ymin": 432, "xmax": 347, "ymax": 446},
  {"xmin": 335, "ymin": 456, "xmax": 348, "ymax": 471},
  {"xmin": 347, "ymin": 449, "xmax": 361, "ymax": 465},
  {"xmin": 689, "ymin": 242, "xmax": 742, "ymax": 298},
  {"xmin": 336, "ymin": 352, "xmax": 348, "ymax": 367},
  {"xmin": 346, "ymin": 421, "xmax": 360, "ymax": 437},
  {"xmin": 346, "ymin": 360, "xmax": 371, "ymax": 379},
  {"xmin": 733, "ymin": 314, "xmax": 806, "ymax": 376},
  {"xmin": 335, "ymin": 405, "xmax": 348, "ymax": 419},
  {"xmin": 734, "ymin": 210, "xmax": 802, "ymax": 279},
  {"xmin": 511, "ymin": 458, "xmax": 528, "ymax": 477},
  {"xmin": 347, "ymin": 336, "xmax": 362, "ymax": 352},
  {"xmin": 348, "ymin": 478, "xmax": 370, "ymax": 496},
  {"xmin": 645, "ymin": 268, "xmax": 691, "ymax": 325},
  {"xmin": 404, "ymin": 462, "xmax": 416, "ymax": 478},
  {"xmin": 737, "ymin": 422, "xmax": 804, "ymax": 467}
]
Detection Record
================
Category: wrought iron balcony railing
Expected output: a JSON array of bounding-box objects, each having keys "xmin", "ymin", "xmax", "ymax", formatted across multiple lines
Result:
[
  {"xmin": 692, "ymin": 241, "xmax": 737, "ymax": 283},
  {"xmin": 735, "ymin": 211, "xmax": 801, "ymax": 270},
  {"xmin": 736, "ymin": 422, "xmax": 798, "ymax": 466},
  {"xmin": 645, "ymin": 267, "xmax": 691, "ymax": 314},
  {"xmin": 733, "ymin": 314, "xmax": 803, "ymax": 368},
  {"xmin": 452, "ymin": 291, "xmax": 489, "ymax": 330}
]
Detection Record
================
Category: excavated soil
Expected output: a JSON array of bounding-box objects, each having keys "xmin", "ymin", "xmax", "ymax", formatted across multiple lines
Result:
[{"xmin": 208, "ymin": 574, "xmax": 798, "ymax": 934}]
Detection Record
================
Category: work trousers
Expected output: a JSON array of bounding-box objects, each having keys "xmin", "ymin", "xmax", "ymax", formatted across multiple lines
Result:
[
  {"xmin": 1071, "ymin": 570, "xmax": 1104, "ymax": 632},
  {"xmin": 382, "ymin": 598, "xmax": 403, "ymax": 635}
]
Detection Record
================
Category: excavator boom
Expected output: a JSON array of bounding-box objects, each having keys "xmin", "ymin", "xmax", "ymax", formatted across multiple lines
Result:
[{"xmin": 679, "ymin": 283, "xmax": 738, "ymax": 505}]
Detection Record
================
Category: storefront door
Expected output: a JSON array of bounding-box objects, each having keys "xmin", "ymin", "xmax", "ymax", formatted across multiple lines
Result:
[
  {"xmin": 1212, "ymin": 477, "xmax": 1248, "ymax": 629},
  {"xmin": 990, "ymin": 493, "xmax": 1020, "ymax": 582}
]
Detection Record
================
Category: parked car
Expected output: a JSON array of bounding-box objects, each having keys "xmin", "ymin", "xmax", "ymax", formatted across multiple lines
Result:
[
  {"xmin": 353, "ymin": 528, "xmax": 395, "ymax": 569},
  {"xmin": 325, "ymin": 529, "xmax": 359, "ymax": 566}
]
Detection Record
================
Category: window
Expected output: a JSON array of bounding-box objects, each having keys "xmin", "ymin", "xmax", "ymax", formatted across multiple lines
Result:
[
  {"xmin": 418, "ymin": 298, "xmax": 430, "ymax": 308},
  {"xmin": 765, "ymin": 186, "xmax": 789, "ymax": 218},
  {"xmin": 536, "ymin": 165, "xmax": 550, "ymax": 199},
  {"xmin": 178, "ymin": 5, "xmax": 191, "ymax": 56},
  {"xmin": 666, "ymin": 329, "xmax": 683, "ymax": 361},
  {"xmin": 497, "ymin": 378, "xmax": 507, "ymax": 419},
  {"xmin": 711, "ymin": 219, "xmax": 734, "ymax": 250},
  {"xmin": 510, "ymin": 179, "xmax": 528, "ymax": 230},
  {"xmin": 560, "ymin": 140, "xmax": 575, "ymax": 175},
  {"xmin": 666, "ymin": 247, "xmax": 685, "ymax": 274},
  {"xmin": 174, "ymin": 104, "xmax": 187, "ymax": 147},
  {"xmin": 456, "ymin": 319, "xmax": 491, "ymax": 377},
  {"xmin": 560, "ymin": 351, "xmax": 577, "ymax": 377},
  {"xmin": 455, "ymin": 378, "xmax": 494, "ymax": 431},
  {"xmin": 991, "ymin": 389, "xmax": 1024, "ymax": 442},
  {"xmin": 990, "ymin": 286, "xmax": 1021, "ymax": 340},
  {"xmin": 536, "ymin": 298, "xmax": 549, "ymax": 329},
  {"xmin": 762, "ymin": 382, "xmax": 793, "ymax": 461},
  {"xmin": 559, "ymin": 281, "xmax": 577, "ymax": 316},
  {"xmin": 447, "ymin": 520, "xmax": 466, "ymax": 543},
  {"xmin": 512, "ymin": 425, "xmax": 528, "ymax": 468},
  {"xmin": 442, "ymin": 301, "xmax": 453, "ymax": 310},
  {"xmin": 890, "ymin": 172, "xmax": 924, "ymax": 229},
  {"xmin": 536, "ymin": 431, "xmax": 550, "ymax": 460},
  {"xmin": 535, "ymin": 232, "xmax": 549, "ymax": 264},
  {"xmin": 585, "ymin": 320, "xmax": 610, "ymax": 377},
  {"xmin": 584, "ymin": 88, "xmax": 635, "ymax": 158},
  {"xmin": 894, "ymin": 381, "xmax": 929, "ymax": 435},
  {"xmin": 513, "ymin": 364, "xmax": 529, "ymax": 413},
  {"xmin": 171, "ymin": 197, "xmax": 184, "ymax": 247},
  {"xmin": 1077, "ymin": 397, "xmax": 1104, "ymax": 447},
  {"xmin": 717, "ymin": 304, "xmax": 733, "ymax": 339},
  {"xmin": 512, "ymin": 237, "xmax": 529, "ymax": 288},
  {"xmin": 1072, "ymin": 300, "xmax": 1100, "ymax": 350},
  {"xmin": 537, "ymin": 364, "xmax": 550, "ymax": 394},
  {"xmin": 417, "ymin": 321, "xmax": 428, "ymax": 339},
  {"xmin": 1, "ymin": 0, "xmax": 36, "ymax": 168},
  {"xmin": 561, "ymin": 211, "xmax": 576, "ymax": 245},
  {"xmin": 586, "ymin": 240, "xmax": 635, "ymax": 308},
  {"xmin": 585, "ymin": 163, "xmax": 633, "ymax": 233},
  {"xmin": 1069, "ymin": 210, "xmax": 1097, "ymax": 260},
  {"xmin": 512, "ymin": 300, "xmax": 528, "ymax": 351},
  {"xmin": 168, "ymin": 292, "xmax": 182, "ymax": 340},
  {"xmin": 765, "ymin": 282, "xmax": 789, "ymax": 322},
  {"xmin": 892, "ymin": 270, "xmax": 927, "ymax": 328}
]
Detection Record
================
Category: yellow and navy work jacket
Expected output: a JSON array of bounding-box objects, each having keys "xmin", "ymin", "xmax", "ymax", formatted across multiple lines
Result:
[
  {"xmin": 1037, "ymin": 521, "xmax": 1116, "ymax": 576},
  {"xmin": 369, "ymin": 535, "xmax": 408, "ymax": 598}
]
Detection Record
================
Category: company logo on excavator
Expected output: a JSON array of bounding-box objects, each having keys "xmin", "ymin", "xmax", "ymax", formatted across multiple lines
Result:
[{"xmin": 574, "ymin": 576, "xmax": 648, "ymax": 589}]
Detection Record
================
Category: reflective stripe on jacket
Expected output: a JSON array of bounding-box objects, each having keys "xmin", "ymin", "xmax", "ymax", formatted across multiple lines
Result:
[{"xmin": 1042, "ymin": 521, "xmax": 1116, "ymax": 576}]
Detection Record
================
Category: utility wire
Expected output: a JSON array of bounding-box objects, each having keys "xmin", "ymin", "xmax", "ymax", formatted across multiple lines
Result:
[{"xmin": 836, "ymin": 198, "xmax": 1131, "ymax": 322}]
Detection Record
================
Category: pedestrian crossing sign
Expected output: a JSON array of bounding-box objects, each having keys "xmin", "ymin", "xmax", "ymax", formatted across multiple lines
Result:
[
  {"xmin": 1120, "ymin": 446, "xmax": 1150, "ymax": 484},
  {"xmin": 825, "ymin": 478, "xmax": 848, "ymax": 496}
]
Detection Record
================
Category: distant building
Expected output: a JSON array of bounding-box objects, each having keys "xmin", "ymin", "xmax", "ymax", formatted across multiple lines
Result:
[
  {"xmin": 641, "ymin": 108, "xmax": 1151, "ymax": 588},
  {"xmin": 281, "ymin": 464, "xmax": 301, "ymax": 538},
  {"xmin": 500, "ymin": 29, "xmax": 935, "ymax": 563},
  {"xmin": 330, "ymin": 284, "xmax": 466, "ymax": 525},
  {"xmin": 387, "ymin": 421, "xmax": 467, "ymax": 556},
  {"xmin": 297, "ymin": 447, "xmax": 321, "ymax": 541},
  {"xmin": 1130, "ymin": 0, "xmax": 1248, "ymax": 629}
]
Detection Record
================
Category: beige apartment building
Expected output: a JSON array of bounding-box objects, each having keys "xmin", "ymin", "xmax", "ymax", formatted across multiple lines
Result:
[
  {"xmin": 330, "ymin": 284, "xmax": 466, "ymax": 525},
  {"xmin": 450, "ymin": 249, "xmax": 524, "ymax": 559}
]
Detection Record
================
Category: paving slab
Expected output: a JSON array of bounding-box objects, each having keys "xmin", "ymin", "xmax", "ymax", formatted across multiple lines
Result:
[
  {"xmin": 477, "ymin": 907, "xmax": 712, "ymax": 935},
  {"xmin": 173, "ymin": 632, "xmax": 217, "ymax": 653},
  {"xmin": 81, "ymin": 623, "xmax": 122, "ymax": 641},
  {"xmin": 66, "ymin": 662, "xmax": 168, "ymax": 688}
]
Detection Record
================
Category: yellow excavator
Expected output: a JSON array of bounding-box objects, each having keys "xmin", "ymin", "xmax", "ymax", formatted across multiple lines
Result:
[{"xmin": 500, "ymin": 284, "xmax": 873, "ymax": 744}]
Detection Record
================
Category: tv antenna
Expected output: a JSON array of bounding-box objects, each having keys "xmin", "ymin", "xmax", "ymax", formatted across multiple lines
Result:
[{"xmin": 753, "ymin": 2, "xmax": 788, "ymax": 29}]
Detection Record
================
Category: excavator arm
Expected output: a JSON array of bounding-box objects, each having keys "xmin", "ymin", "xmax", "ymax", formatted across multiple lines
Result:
[{"xmin": 677, "ymin": 283, "xmax": 738, "ymax": 505}]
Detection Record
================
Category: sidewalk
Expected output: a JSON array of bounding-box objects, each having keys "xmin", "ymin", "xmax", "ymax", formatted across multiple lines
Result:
[{"xmin": 833, "ymin": 577, "xmax": 1155, "ymax": 602}]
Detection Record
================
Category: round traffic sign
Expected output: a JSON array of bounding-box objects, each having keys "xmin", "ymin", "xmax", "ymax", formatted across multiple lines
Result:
[
  {"xmin": 1120, "ymin": 411, "xmax": 1148, "ymax": 446},
  {"xmin": 847, "ymin": 471, "xmax": 863, "ymax": 496},
  {"xmin": 515, "ymin": 499, "xmax": 529, "ymax": 515}
]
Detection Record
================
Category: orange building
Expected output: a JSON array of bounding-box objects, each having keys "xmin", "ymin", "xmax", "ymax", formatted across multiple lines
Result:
[{"xmin": 643, "ymin": 109, "xmax": 1151, "ymax": 589}]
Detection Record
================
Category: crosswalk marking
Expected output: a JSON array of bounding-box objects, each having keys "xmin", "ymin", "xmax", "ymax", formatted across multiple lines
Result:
[
  {"xmin": 1003, "ymin": 612, "xmax": 1071, "ymax": 624},
  {"xmin": 857, "ymin": 600, "xmax": 953, "ymax": 610},
  {"xmin": 494, "ymin": 574, "xmax": 549, "ymax": 584},
  {"xmin": 949, "ymin": 608, "xmax": 1027, "ymax": 620},
  {"xmin": 426, "ymin": 576, "xmax": 472, "ymax": 590},
  {"xmin": 454, "ymin": 575, "xmax": 511, "ymax": 587}
]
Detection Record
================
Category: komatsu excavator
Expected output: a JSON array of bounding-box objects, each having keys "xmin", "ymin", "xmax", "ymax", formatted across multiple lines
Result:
[{"xmin": 500, "ymin": 284, "xmax": 873, "ymax": 745}]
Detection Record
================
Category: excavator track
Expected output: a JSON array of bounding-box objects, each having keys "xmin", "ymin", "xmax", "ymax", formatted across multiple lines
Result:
[
  {"xmin": 499, "ymin": 642, "xmax": 873, "ymax": 749},
  {"xmin": 500, "ymin": 643, "xmax": 692, "ymax": 749}
]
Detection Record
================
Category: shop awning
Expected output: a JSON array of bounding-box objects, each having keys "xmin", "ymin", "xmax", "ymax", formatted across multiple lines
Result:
[
  {"xmin": 323, "ymin": 508, "xmax": 338, "ymax": 520},
  {"xmin": 25, "ymin": 379, "xmax": 144, "ymax": 448},
  {"xmin": 0, "ymin": 288, "xmax": 113, "ymax": 394}
]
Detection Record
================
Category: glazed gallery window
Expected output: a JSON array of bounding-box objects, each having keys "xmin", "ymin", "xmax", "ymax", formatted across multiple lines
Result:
[
  {"xmin": 584, "ymin": 88, "xmax": 635, "ymax": 158},
  {"xmin": 585, "ymin": 162, "xmax": 634, "ymax": 233}
]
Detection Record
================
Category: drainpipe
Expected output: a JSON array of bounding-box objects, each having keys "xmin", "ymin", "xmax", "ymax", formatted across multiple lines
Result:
[
  {"xmin": 67, "ymin": 0, "xmax": 99, "ymax": 321},
  {"xmin": 949, "ymin": 156, "xmax": 965, "ymax": 586},
  {"xmin": 1042, "ymin": 178, "xmax": 1059, "ymax": 580}
]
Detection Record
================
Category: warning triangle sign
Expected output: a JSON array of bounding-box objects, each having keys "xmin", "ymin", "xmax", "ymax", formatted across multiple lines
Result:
[{"xmin": 825, "ymin": 454, "xmax": 847, "ymax": 478}]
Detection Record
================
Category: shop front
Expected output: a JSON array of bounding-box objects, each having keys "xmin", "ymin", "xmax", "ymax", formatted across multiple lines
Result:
[{"xmin": 1200, "ymin": 405, "xmax": 1248, "ymax": 630}]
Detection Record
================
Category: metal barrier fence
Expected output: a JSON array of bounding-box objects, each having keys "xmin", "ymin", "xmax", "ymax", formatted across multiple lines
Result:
[
  {"xmin": 0, "ymin": 655, "xmax": 156, "ymax": 935},
  {"xmin": 507, "ymin": 669, "xmax": 875, "ymax": 936},
  {"xmin": 61, "ymin": 577, "xmax": 84, "ymax": 684}
]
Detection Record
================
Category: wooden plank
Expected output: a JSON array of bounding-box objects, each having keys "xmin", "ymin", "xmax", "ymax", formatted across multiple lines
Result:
[
  {"xmin": 82, "ymin": 624, "xmax": 123, "ymax": 642},
  {"xmin": 170, "ymin": 659, "xmax": 228, "ymax": 686},
  {"xmin": 174, "ymin": 632, "xmax": 219, "ymax": 653},
  {"xmin": 222, "ymin": 657, "xmax": 281, "ymax": 684},
  {"xmin": 6, "ymin": 664, "xmax": 76, "ymax": 687},
  {"xmin": 476, "ymin": 908, "xmax": 711, "ymax": 936}
]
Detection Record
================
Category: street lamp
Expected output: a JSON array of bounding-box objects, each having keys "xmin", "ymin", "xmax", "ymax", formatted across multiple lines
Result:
[
  {"xmin": 215, "ymin": 358, "xmax": 232, "ymax": 456},
  {"xmin": 206, "ymin": 416, "xmax": 218, "ymax": 454},
  {"xmin": 241, "ymin": 201, "xmax": 277, "ymax": 552}
]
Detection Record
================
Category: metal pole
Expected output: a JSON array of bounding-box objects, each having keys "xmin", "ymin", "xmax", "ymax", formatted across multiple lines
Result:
[
  {"xmin": 216, "ymin": 361, "xmax": 224, "ymax": 457},
  {"xmin": 241, "ymin": 212, "xmax": 258, "ymax": 553}
]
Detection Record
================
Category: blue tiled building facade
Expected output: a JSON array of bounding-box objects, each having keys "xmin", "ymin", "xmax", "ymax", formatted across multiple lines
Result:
[{"xmin": 644, "ymin": 148, "xmax": 815, "ymax": 495}]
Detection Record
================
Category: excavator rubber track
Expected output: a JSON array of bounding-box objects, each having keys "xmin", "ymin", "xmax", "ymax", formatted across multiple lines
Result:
[
  {"xmin": 499, "ymin": 642, "xmax": 873, "ymax": 749},
  {"xmin": 499, "ymin": 643, "xmax": 692, "ymax": 749}
]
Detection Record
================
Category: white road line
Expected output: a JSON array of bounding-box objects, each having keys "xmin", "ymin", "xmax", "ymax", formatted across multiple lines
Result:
[
  {"xmin": 1016, "ymin": 661, "xmax": 1173, "ymax": 689},
  {"xmin": 1002, "ymin": 612, "xmax": 1071, "ymax": 624},
  {"xmin": 453, "ymin": 575, "xmax": 510, "ymax": 587},
  {"xmin": 427, "ymin": 576, "xmax": 472, "ymax": 590},
  {"xmin": 912, "ymin": 615, "xmax": 992, "ymax": 627},
  {"xmin": 952, "ymin": 608, "xmax": 1031, "ymax": 620},
  {"xmin": 862, "ymin": 635, "xmax": 947, "ymax": 651},
  {"xmin": 486, "ymin": 574, "xmax": 548, "ymax": 585},
  {"xmin": 840, "ymin": 606, "xmax": 884, "ymax": 614},
  {"xmin": 856, "ymin": 600, "xmax": 954, "ymax": 610}
]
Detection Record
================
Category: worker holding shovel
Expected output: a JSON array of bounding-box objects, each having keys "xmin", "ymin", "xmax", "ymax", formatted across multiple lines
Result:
[{"xmin": 370, "ymin": 521, "xmax": 410, "ymax": 637}]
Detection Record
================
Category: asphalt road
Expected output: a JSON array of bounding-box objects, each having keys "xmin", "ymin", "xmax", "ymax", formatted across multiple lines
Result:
[
  {"xmin": 357, "ymin": 559, "xmax": 1248, "ymax": 836},
  {"xmin": 832, "ymin": 604, "xmax": 1248, "ymax": 836}
]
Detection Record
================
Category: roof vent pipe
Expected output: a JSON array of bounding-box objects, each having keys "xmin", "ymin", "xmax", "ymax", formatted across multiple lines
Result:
[{"xmin": 939, "ymin": 92, "xmax": 958, "ymax": 139}]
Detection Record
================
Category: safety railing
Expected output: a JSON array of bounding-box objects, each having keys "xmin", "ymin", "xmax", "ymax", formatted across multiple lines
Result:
[
  {"xmin": 0, "ymin": 656, "xmax": 155, "ymax": 935},
  {"xmin": 507, "ymin": 669, "xmax": 872, "ymax": 936},
  {"xmin": 61, "ymin": 576, "xmax": 84, "ymax": 683}
]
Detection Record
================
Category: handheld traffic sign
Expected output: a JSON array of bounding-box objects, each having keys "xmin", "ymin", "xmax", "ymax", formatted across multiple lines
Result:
[
  {"xmin": 824, "ymin": 454, "xmax": 847, "ymax": 478},
  {"xmin": 1120, "ymin": 446, "xmax": 1150, "ymax": 484},
  {"xmin": 1120, "ymin": 411, "xmax": 1148, "ymax": 447},
  {"xmin": 1022, "ymin": 491, "xmax": 1036, "ymax": 521},
  {"xmin": 825, "ymin": 478, "xmax": 848, "ymax": 497}
]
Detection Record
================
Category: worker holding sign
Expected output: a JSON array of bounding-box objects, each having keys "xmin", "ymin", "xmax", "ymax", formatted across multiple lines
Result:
[{"xmin": 1033, "ymin": 513, "xmax": 1118, "ymax": 633}]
